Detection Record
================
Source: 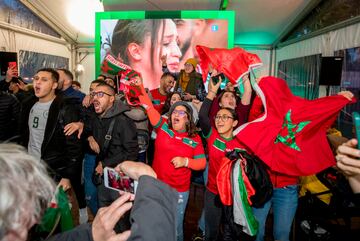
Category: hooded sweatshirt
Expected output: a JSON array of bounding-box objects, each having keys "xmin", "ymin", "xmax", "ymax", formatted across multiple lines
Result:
[{"xmin": 91, "ymin": 100, "xmax": 139, "ymax": 167}]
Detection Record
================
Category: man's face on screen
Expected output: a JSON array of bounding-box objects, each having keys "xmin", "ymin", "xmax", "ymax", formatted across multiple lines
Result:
[{"xmin": 174, "ymin": 19, "xmax": 194, "ymax": 61}]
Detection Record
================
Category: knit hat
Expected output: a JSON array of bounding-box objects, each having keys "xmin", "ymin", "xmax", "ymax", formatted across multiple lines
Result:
[
  {"xmin": 185, "ymin": 58, "xmax": 197, "ymax": 69},
  {"xmin": 169, "ymin": 101, "xmax": 193, "ymax": 122}
]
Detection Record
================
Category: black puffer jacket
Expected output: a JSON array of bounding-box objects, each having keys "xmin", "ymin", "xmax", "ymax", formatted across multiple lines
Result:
[
  {"xmin": 20, "ymin": 94, "xmax": 83, "ymax": 180},
  {"xmin": 0, "ymin": 91, "xmax": 20, "ymax": 141},
  {"xmin": 91, "ymin": 100, "xmax": 138, "ymax": 167}
]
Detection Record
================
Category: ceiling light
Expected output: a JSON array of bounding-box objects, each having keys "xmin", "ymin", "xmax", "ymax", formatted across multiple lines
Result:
[{"xmin": 67, "ymin": 0, "xmax": 104, "ymax": 37}]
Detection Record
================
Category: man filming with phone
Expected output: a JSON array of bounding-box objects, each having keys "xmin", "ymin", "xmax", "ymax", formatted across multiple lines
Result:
[
  {"xmin": 0, "ymin": 145, "xmax": 177, "ymax": 241},
  {"xmin": 0, "ymin": 64, "xmax": 18, "ymax": 92}
]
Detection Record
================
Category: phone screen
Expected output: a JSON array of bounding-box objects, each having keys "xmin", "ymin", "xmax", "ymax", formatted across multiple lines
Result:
[
  {"xmin": 211, "ymin": 73, "xmax": 225, "ymax": 85},
  {"xmin": 353, "ymin": 112, "xmax": 360, "ymax": 149},
  {"xmin": 104, "ymin": 167, "xmax": 137, "ymax": 193},
  {"xmin": 8, "ymin": 62, "xmax": 18, "ymax": 76}
]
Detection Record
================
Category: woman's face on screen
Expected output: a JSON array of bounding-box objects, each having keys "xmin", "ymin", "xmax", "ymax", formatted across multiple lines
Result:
[
  {"xmin": 137, "ymin": 28, "xmax": 162, "ymax": 90},
  {"xmin": 138, "ymin": 19, "xmax": 181, "ymax": 90},
  {"xmin": 162, "ymin": 19, "xmax": 182, "ymax": 73}
]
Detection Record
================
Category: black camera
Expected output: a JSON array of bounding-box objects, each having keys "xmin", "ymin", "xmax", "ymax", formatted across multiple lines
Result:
[{"xmin": 211, "ymin": 73, "xmax": 226, "ymax": 84}]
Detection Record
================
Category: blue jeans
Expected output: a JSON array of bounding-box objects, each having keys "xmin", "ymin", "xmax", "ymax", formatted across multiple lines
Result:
[
  {"xmin": 176, "ymin": 191, "xmax": 189, "ymax": 241},
  {"xmin": 83, "ymin": 153, "xmax": 98, "ymax": 215},
  {"xmin": 252, "ymin": 185, "xmax": 298, "ymax": 241}
]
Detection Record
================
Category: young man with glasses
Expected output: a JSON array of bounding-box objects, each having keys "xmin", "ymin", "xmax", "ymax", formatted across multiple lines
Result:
[{"xmin": 88, "ymin": 82, "xmax": 138, "ymax": 233}]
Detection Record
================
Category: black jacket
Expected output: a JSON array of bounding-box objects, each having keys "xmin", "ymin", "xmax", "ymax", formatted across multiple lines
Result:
[
  {"xmin": 0, "ymin": 79, "xmax": 10, "ymax": 92},
  {"xmin": 20, "ymin": 94, "xmax": 83, "ymax": 180},
  {"xmin": 48, "ymin": 175, "xmax": 177, "ymax": 241},
  {"xmin": 0, "ymin": 91, "xmax": 20, "ymax": 141},
  {"xmin": 91, "ymin": 100, "xmax": 138, "ymax": 167}
]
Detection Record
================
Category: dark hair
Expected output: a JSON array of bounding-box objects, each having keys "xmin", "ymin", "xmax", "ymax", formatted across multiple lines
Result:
[
  {"xmin": 104, "ymin": 76, "xmax": 115, "ymax": 84},
  {"xmin": 168, "ymin": 102, "xmax": 197, "ymax": 137},
  {"xmin": 96, "ymin": 82, "xmax": 116, "ymax": 95},
  {"xmin": 218, "ymin": 107, "xmax": 238, "ymax": 121},
  {"xmin": 111, "ymin": 19, "xmax": 165, "ymax": 71},
  {"xmin": 161, "ymin": 91, "xmax": 182, "ymax": 115},
  {"xmin": 97, "ymin": 74, "xmax": 106, "ymax": 80},
  {"xmin": 217, "ymin": 90, "xmax": 241, "ymax": 106},
  {"xmin": 57, "ymin": 68, "xmax": 73, "ymax": 81},
  {"xmin": 161, "ymin": 72, "xmax": 176, "ymax": 81},
  {"xmin": 91, "ymin": 79, "xmax": 104, "ymax": 85},
  {"xmin": 36, "ymin": 68, "xmax": 59, "ymax": 82},
  {"xmin": 72, "ymin": 80, "xmax": 81, "ymax": 88}
]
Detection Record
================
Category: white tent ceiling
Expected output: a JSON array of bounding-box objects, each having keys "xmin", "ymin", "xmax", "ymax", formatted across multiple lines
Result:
[{"xmin": 21, "ymin": 0, "xmax": 318, "ymax": 46}]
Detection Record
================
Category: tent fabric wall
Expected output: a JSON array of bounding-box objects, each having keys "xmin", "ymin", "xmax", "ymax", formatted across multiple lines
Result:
[
  {"xmin": 275, "ymin": 22, "xmax": 360, "ymax": 97},
  {"xmin": 14, "ymin": 32, "xmax": 71, "ymax": 60},
  {"xmin": 243, "ymin": 49, "xmax": 271, "ymax": 79},
  {"xmin": 77, "ymin": 51, "xmax": 95, "ymax": 94},
  {"xmin": 275, "ymin": 22, "xmax": 360, "ymax": 73},
  {"xmin": 0, "ymin": 26, "xmax": 72, "ymax": 77}
]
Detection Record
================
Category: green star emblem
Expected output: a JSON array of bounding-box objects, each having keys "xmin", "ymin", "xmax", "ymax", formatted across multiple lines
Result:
[{"xmin": 275, "ymin": 110, "xmax": 311, "ymax": 151}]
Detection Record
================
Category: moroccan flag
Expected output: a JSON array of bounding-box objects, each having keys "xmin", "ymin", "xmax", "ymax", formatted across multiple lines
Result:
[
  {"xmin": 196, "ymin": 45, "xmax": 262, "ymax": 84},
  {"xmin": 217, "ymin": 157, "xmax": 258, "ymax": 236},
  {"xmin": 234, "ymin": 76, "xmax": 355, "ymax": 176},
  {"xmin": 101, "ymin": 54, "xmax": 142, "ymax": 106}
]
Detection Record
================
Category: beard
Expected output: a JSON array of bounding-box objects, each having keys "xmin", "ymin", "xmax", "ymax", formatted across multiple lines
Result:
[{"xmin": 179, "ymin": 39, "xmax": 191, "ymax": 61}]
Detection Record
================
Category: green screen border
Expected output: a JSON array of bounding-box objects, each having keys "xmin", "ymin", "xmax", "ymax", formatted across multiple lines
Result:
[{"xmin": 95, "ymin": 10, "xmax": 235, "ymax": 77}]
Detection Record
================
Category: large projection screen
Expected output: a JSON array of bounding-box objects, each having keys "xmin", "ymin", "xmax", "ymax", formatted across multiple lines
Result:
[{"xmin": 95, "ymin": 11, "xmax": 235, "ymax": 90}]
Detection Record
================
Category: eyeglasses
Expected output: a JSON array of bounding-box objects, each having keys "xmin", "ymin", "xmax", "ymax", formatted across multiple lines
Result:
[
  {"xmin": 172, "ymin": 109, "xmax": 188, "ymax": 117},
  {"xmin": 214, "ymin": 115, "xmax": 234, "ymax": 122},
  {"xmin": 90, "ymin": 91, "xmax": 113, "ymax": 98}
]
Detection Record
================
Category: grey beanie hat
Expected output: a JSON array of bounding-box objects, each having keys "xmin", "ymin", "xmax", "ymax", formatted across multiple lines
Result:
[{"xmin": 168, "ymin": 101, "xmax": 193, "ymax": 122}]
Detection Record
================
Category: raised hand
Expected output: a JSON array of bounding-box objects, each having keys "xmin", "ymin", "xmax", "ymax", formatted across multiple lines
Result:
[
  {"xmin": 5, "ymin": 66, "xmax": 18, "ymax": 82},
  {"xmin": 337, "ymin": 91, "xmax": 354, "ymax": 101},
  {"xmin": 92, "ymin": 193, "xmax": 132, "ymax": 241}
]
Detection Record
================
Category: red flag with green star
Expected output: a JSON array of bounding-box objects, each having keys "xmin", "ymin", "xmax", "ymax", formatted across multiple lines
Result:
[
  {"xmin": 234, "ymin": 76, "xmax": 355, "ymax": 176},
  {"xmin": 196, "ymin": 45, "xmax": 262, "ymax": 84}
]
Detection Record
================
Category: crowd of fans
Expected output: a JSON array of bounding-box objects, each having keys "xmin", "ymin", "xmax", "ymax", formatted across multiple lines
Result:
[{"xmin": 0, "ymin": 59, "xmax": 359, "ymax": 241}]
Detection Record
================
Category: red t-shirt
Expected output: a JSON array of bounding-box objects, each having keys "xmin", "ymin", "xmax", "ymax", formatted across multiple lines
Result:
[
  {"xmin": 153, "ymin": 119, "xmax": 205, "ymax": 192},
  {"xmin": 150, "ymin": 88, "xmax": 167, "ymax": 113},
  {"xmin": 205, "ymin": 128, "xmax": 245, "ymax": 194}
]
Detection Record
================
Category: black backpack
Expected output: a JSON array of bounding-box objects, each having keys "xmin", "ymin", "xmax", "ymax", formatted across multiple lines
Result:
[{"xmin": 226, "ymin": 149, "xmax": 273, "ymax": 208}]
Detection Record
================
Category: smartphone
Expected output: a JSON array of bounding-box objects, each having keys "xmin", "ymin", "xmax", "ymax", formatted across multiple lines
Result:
[
  {"xmin": 8, "ymin": 61, "xmax": 18, "ymax": 76},
  {"xmin": 353, "ymin": 112, "xmax": 360, "ymax": 149},
  {"xmin": 104, "ymin": 167, "xmax": 137, "ymax": 193},
  {"xmin": 211, "ymin": 73, "xmax": 225, "ymax": 85}
]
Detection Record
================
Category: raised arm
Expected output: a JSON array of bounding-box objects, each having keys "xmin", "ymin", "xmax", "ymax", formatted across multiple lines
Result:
[
  {"xmin": 240, "ymin": 74, "xmax": 252, "ymax": 105},
  {"xmin": 137, "ymin": 80, "xmax": 161, "ymax": 127},
  {"xmin": 199, "ymin": 73, "xmax": 222, "ymax": 136}
]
